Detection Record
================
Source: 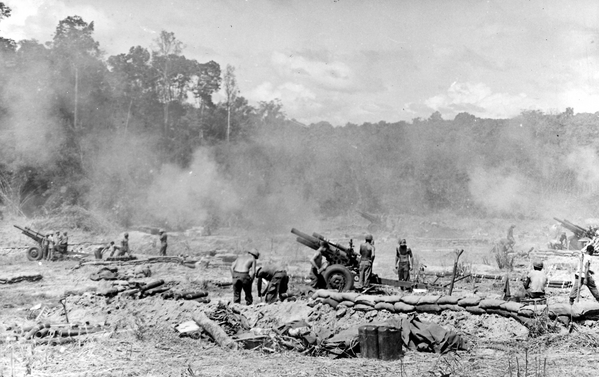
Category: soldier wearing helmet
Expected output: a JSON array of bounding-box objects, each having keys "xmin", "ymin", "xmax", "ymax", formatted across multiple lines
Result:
[
  {"xmin": 118, "ymin": 232, "xmax": 131, "ymax": 257},
  {"xmin": 158, "ymin": 229, "xmax": 167, "ymax": 256},
  {"xmin": 230, "ymin": 249, "xmax": 260, "ymax": 305},
  {"xmin": 395, "ymin": 239, "xmax": 414, "ymax": 288},
  {"xmin": 57, "ymin": 231, "xmax": 68, "ymax": 254},
  {"xmin": 524, "ymin": 259, "xmax": 547, "ymax": 299},
  {"xmin": 359, "ymin": 234, "xmax": 375, "ymax": 289}
]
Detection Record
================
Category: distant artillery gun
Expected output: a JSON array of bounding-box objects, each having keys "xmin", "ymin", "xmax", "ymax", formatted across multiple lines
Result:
[
  {"xmin": 292, "ymin": 228, "xmax": 369, "ymax": 291},
  {"xmin": 357, "ymin": 211, "xmax": 388, "ymax": 232},
  {"xmin": 553, "ymin": 218, "xmax": 598, "ymax": 250},
  {"xmin": 14, "ymin": 225, "xmax": 46, "ymax": 261}
]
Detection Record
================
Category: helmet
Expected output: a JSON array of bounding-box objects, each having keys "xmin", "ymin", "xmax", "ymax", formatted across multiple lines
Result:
[
  {"xmin": 365, "ymin": 234, "xmax": 373, "ymax": 242},
  {"xmin": 63, "ymin": 231, "xmax": 67, "ymax": 235},
  {"xmin": 159, "ymin": 229, "xmax": 165, "ymax": 234},
  {"xmin": 248, "ymin": 249, "xmax": 260, "ymax": 259},
  {"xmin": 400, "ymin": 239, "xmax": 407, "ymax": 245},
  {"xmin": 510, "ymin": 224, "xmax": 516, "ymax": 228},
  {"xmin": 533, "ymin": 260, "xmax": 543, "ymax": 269},
  {"xmin": 587, "ymin": 245, "xmax": 595, "ymax": 255},
  {"xmin": 124, "ymin": 232, "xmax": 129, "ymax": 237}
]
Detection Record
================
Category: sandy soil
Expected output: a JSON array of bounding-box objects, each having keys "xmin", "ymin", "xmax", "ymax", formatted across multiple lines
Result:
[{"xmin": 1, "ymin": 213, "xmax": 599, "ymax": 376}]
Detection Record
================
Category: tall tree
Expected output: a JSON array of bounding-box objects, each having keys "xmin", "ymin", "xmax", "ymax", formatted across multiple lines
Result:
[
  {"xmin": 223, "ymin": 64, "xmax": 238, "ymax": 143},
  {"xmin": 152, "ymin": 30, "xmax": 183, "ymax": 136}
]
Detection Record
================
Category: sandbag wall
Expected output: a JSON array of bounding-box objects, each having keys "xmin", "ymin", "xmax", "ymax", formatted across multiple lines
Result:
[
  {"xmin": 7, "ymin": 322, "xmax": 108, "ymax": 345},
  {"xmin": 311, "ymin": 290, "xmax": 599, "ymax": 325}
]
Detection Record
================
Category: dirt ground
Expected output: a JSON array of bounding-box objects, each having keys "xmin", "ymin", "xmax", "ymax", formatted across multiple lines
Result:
[{"xmin": 1, "ymin": 213, "xmax": 599, "ymax": 376}]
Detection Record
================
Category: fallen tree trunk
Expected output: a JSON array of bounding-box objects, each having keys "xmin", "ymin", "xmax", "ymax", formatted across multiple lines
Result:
[
  {"xmin": 192, "ymin": 311, "xmax": 237, "ymax": 350},
  {"xmin": 76, "ymin": 256, "xmax": 197, "ymax": 269}
]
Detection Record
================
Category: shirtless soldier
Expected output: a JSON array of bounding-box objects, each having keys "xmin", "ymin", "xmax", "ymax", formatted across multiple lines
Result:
[
  {"xmin": 310, "ymin": 241, "xmax": 328, "ymax": 289},
  {"xmin": 359, "ymin": 234, "xmax": 375, "ymax": 289},
  {"xmin": 230, "ymin": 249, "xmax": 260, "ymax": 305}
]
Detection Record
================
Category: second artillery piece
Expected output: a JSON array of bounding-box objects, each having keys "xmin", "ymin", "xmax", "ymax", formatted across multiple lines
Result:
[
  {"xmin": 14, "ymin": 225, "xmax": 48, "ymax": 261},
  {"xmin": 292, "ymin": 228, "xmax": 380, "ymax": 291},
  {"xmin": 553, "ymin": 218, "xmax": 598, "ymax": 250}
]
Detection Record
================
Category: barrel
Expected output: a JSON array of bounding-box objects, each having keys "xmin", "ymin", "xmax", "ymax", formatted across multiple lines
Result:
[
  {"xmin": 358, "ymin": 325, "xmax": 379, "ymax": 359},
  {"xmin": 377, "ymin": 326, "xmax": 402, "ymax": 360}
]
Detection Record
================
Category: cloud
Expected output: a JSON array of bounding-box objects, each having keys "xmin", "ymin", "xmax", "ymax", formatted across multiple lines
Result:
[
  {"xmin": 248, "ymin": 81, "xmax": 323, "ymax": 118},
  {"xmin": 422, "ymin": 81, "xmax": 533, "ymax": 119}
]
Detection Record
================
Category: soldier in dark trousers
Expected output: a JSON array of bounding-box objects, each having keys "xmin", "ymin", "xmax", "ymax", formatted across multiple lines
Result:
[
  {"xmin": 310, "ymin": 241, "xmax": 328, "ymax": 289},
  {"xmin": 41, "ymin": 234, "xmax": 50, "ymax": 261},
  {"xmin": 159, "ymin": 229, "xmax": 167, "ymax": 256},
  {"xmin": 395, "ymin": 239, "xmax": 413, "ymax": 286},
  {"xmin": 230, "ymin": 250, "xmax": 260, "ymax": 305},
  {"xmin": 116, "ymin": 232, "xmax": 131, "ymax": 257},
  {"xmin": 359, "ymin": 234, "xmax": 375, "ymax": 289},
  {"xmin": 256, "ymin": 264, "xmax": 289, "ymax": 304}
]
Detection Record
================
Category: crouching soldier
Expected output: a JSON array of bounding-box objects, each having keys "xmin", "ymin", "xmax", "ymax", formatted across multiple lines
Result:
[
  {"xmin": 230, "ymin": 249, "xmax": 259, "ymax": 305},
  {"xmin": 256, "ymin": 264, "xmax": 289, "ymax": 304},
  {"xmin": 523, "ymin": 260, "xmax": 548, "ymax": 299}
]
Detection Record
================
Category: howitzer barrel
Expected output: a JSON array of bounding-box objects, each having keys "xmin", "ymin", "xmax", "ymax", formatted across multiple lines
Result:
[
  {"xmin": 358, "ymin": 211, "xmax": 379, "ymax": 224},
  {"xmin": 312, "ymin": 232, "xmax": 349, "ymax": 253},
  {"xmin": 14, "ymin": 225, "xmax": 45, "ymax": 243},
  {"xmin": 296, "ymin": 237, "xmax": 319, "ymax": 250},
  {"xmin": 290, "ymin": 228, "xmax": 320, "ymax": 244}
]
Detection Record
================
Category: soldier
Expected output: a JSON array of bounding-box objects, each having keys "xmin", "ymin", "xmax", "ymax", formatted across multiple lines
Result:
[
  {"xmin": 117, "ymin": 232, "xmax": 131, "ymax": 257},
  {"xmin": 523, "ymin": 260, "xmax": 548, "ymax": 299},
  {"xmin": 569, "ymin": 244, "xmax": 599, "ymax": 304},
  {"xmin": 54, "ymin": 231, "xmax": 62, "ymax": 257},
  {"xmin": 395, "ymin": 239, "xmax": 413, "ymax": 285},
  {"xmin": 256, "ymin": 264, "xmax": 289, "ymax": 304},
  {"xmin": 506, "ymin": 225, "xmax": 516, "ymax": 250},
  {"xmin": 47, "ymin": 232, "xmax": 55, "ymax": 261},
  {"xmin": 41, "ymin": 233, "xmax": 50, "ymax": 261},
  {"xmin": 159, "ymin": 229, "xmax": 167, "ymax": 256},
  {"xmin": 106, "ymin": 241, "xmax": 120, "ymax": 257},
  {"xmin": 58, "ymin": 231, "xmax": 68, "ymax": 254},
  {"xmin": 230, "ymin": 249, "xmax": 259, "ymax": 305},
  {"xmin": 309, "ymin": 241, "xmax": 328, "ymax": 289},
  {"xmin": 359, "ymin": 234, "xmax": 375, "ymax": 289}
]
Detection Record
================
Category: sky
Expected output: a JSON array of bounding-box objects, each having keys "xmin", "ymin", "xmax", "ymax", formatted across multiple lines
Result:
[{"xmin": 1, "ymin": 0, "xmax": 598, "ymax": 126}]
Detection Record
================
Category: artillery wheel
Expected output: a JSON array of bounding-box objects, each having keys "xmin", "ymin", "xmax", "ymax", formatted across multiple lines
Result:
[
  {"xmin": 26, "ymin": 246, "xmax": 43, "ymax": 261},
  {"xmin": 323, "ymin": 264, "xmax": 354, "ymax": 292}
]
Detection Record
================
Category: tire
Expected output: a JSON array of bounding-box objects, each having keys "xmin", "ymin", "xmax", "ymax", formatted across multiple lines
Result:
[
  {"xmin": 26, "ymin": 246, "xmax": 42, "ymax": 261},
  {"xmin": 323, "ymin": 264, "xmax": 354, "ymax": 292}
]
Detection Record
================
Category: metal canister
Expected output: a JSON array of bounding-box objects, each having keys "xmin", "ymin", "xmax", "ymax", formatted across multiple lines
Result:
[
  {"xmin": 377, "ymin": 326, "xmax": 402, "ymax": 360},
  {"xmin": 358, "ymin": 325, "xmax": 379, "ymax": 359}
]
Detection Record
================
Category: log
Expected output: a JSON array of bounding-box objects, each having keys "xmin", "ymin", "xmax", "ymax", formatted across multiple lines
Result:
[{"xmin": 192, "ymin": 311, "xmax": 238, "ymax": 350}]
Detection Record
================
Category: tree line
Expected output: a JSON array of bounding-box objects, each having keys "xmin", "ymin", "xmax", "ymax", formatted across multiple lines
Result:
[{"xmin": 1, "ymin": 9, "xmax": 598, "ymax": 229}]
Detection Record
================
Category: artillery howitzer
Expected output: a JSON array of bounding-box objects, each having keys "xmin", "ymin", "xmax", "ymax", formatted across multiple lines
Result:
[
  {"xmin": 357, "ymin": 211, "xmax": 386, "ymax": 232},
  {"xmin": 14, "ymin": 225, "xmax": 47, "ymax": 261},
  {"xmin": 553, "ymin": 218, "xmax": 597, "ymax": 250},
  {"xmin": 14, "ymin": 225, "xmax": 72, "ymax": 261},
  {"xmin": 292, "ymin": 228, "xmax": 381, "ymax": 291}
]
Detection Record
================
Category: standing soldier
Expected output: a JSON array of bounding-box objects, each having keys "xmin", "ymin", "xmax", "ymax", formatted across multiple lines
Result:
[
  {"xmin": 58, "ymin": 231, "xmax": 68, "ymax": 254},
  {"xmin": 359, "ymin": 234, "xmax": 375, "ymax": 289},
  {"xmin": 41, "ymin": 233, "xmax": 50, "ymax": 261},
  {"xmin": 310, "ymin": 241, "xmax": 328, "ymax": 289},
  {"xmin": 395, "ymin": 239, "xmax": 414, "ymax": 286},
  {"xmin": 159, "ymin": 229, "xmax": 167, "ymax": 256},
  {"xmin": 569, "ymin": 244, "xmax": 599, "ymax": 304},
  {"xmin": 230, "ymin": 250, "xmax": 260, "ymax": 305},
  {"xmin": 47, "ymin": 232, "xmax": 56, "ymax": 261},
  {"xmin": 54, "ymin": 231, "xmax": 62, "ymax": 256},
  {"xmin": 506, "ymin": 225, "xmax": 516, "ymax": 251},
  {"xmin": 256, "ymin": 264, "xmax": 289, "ymax": 304},
  {"xmin": 119, "ymin": 232, "xmax": 131, "ymax": 256}
]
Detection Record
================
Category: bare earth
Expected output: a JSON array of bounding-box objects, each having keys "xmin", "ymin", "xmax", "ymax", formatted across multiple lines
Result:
[{"xmin": 1, "ymin": 214, "xmax": 599, "ymax": 377}]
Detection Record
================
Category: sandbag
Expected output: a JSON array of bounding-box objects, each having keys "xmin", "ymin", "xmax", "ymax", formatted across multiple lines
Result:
[
  {"xmin": 499, "ymin": 301, "xmax": 524, "ymax": 313},
  {"xmin": 416, "ymin": 304, "xmax": 441, "ymax": 313},
  {"xmin": 394, "ymin": 302, "xmax": 415, "ymax": 313},
  {"xmin": 339, "ymin": 300, "xmax": 355, "ymax": 307},
  {"xmin": 355, "ymin": 295, "xmax": 376, "ymax": 307},
  {"xmin": 340, "ymin": 292, "xmax": 360, "ymax": 302},
  {"xmin": 548, "ymin": 303, "xmax": 572, "ymax": 318},
  {"xmin": 329, "ymin": 292, "xmax": 344, "ymax": 302},
  {"xmin": 438, "ymin": 304, "xmax": 464, "ymax": 312},
  {"xmin": 437, "ymin": 296, "xmax": 460, "ymax": 305},
  {"xmin": 383, "ymin": 295, "xmax": 403, "ymax": 304},
  {"xmin": 322, "ymin": 298, "xmax": 339, "ymax": 309},
  {"xmin": 478, "ymin": 299, "xmax": 505, "ymax": 310},
  {"xmin": 457, "ymin": 296, "xmax": 482, "ymax": 307},
  {"xmin": 485, "ymin": 308, "xmax": 514, "ymax": 319},
  {"xmin": 418, "ymin": 295, "xmax": 441, "ymax": 305},
  {"xmin": 465, "ymin": 306, "xmax": 486, "ymax": 315},
  {"xmin": 374, "ymin": 302, "xmax": 396, "ymax": 312},
  {"xmin": 312, "ymin": 290, "xmax": 330, "ymax": 300},
  {"xmin": 354, "ymin": 304, "xmax": 375, "ymax": 312},
  {"xmin": 572, "ymin": 302, "xmax": 599, "ymax": 320},
  {"xmin": 400, "ymin": 295, "xmax": 421, "ymax": 305},
  {"xmin": 518, "ymin": 305, "xmax": 547, "ymax": 318}
]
